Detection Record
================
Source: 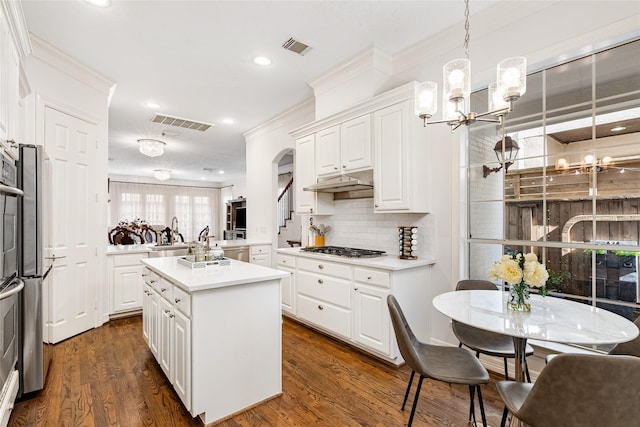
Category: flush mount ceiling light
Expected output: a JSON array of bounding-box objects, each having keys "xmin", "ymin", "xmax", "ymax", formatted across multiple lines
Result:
[
  {"xmin": 138, "ymin": 138, "xmax": 166, "ymax": 157},
  {"xmin": 154, "ymin": 170, "xmax": 171, "ymax": 181},
  {"xmin": 84, "ymin": 0, "xmax": 110, "ymax": 7},
  {"xmin": 252, "ymin": 56, "xmax": 272, "ymax": 66},
  {"xmin": 415, "ymin": 0, "xmax": 526, "ymax": 132}
]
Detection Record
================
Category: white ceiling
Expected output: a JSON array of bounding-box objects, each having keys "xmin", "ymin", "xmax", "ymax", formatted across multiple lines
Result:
[{"xmin": 21, "ymin": 0, "xmax": 497, "ymax": 184}]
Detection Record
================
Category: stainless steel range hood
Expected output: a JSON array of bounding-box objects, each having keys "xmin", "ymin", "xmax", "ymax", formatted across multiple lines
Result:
[{"xmin": 303, "ymin": 175, "xmax": 373, "ymax": 193}]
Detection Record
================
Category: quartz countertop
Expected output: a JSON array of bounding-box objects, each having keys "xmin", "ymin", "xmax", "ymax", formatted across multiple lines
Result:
[
  {"xmin": 107, "ymin": 239, "xmax": 271, "ymax": 255},
  {"xmin": 276, "ymin": 247, "xmax": 435, "ymax": 271},
  {"xmin": 141, "ymin": 256, "xmax": 287, "ymax": 292}
]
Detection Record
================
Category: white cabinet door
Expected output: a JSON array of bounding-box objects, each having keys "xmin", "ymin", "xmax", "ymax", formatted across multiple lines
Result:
[
  {"xmin": 373, "ymin": 100, "xmax": 429, "ymax": 213},
  {"xmin": 341, "ymin": 115, "xmax": 372, "ymax": 172},
  {"xmin": 173, "ymin": 309, "xmax": 191, "ymax": 411},
  {"xmin": 315, "ymin": 125, "xmax": 341, "ymax": 176},
  {"xmin": 112, "ymin": 264, "xmax": 144, "ymax": 313},
  {"xmin": 279, "ymin": 266, "xmax": 295, "ymax": 315},
  {"xmin": 295, "ymin": 134, "xmax": 334, "ymax": 215},
  {"xmin": 149, "ymin": 288, "xmax": 160, "ymax": 360},
  {"xmin": 159, "ymin": 298, "xmax": 174, "ymax": 382},
  {"xmin": 142, "ymin": 284, "xmax": 152, "ymax": 344},
  {"xmin": 250, "ymin": 244, "xmax": 271, "ymax": 266},
  {"xmin": 353, "ymin": 284, "xmax": 391, "ymax": 356}
]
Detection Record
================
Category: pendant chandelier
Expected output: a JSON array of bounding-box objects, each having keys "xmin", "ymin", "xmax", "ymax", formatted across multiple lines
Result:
[
  {"xmin": 138, "ymin": 138, "xmax": 166, "ymax": 157},
  {"xmin": 415, "ymin": 0, "xmax": 527, "ymax": 131}
]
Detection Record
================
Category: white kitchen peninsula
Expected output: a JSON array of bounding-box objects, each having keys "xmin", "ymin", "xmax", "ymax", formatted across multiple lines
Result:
[{"xmin": 140, "ymin": 256, "xmax": 287, "ymax": 425}]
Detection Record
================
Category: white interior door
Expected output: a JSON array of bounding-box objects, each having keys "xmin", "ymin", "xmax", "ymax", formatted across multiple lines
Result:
[{"xmin": 44, "ymin": 106, "xmax": 97, "ymax": 343}]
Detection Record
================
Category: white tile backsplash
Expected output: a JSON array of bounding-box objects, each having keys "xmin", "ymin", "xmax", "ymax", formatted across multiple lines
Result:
[{"xmin": 306, "ymin": 198, "xmax": 433, "ymax": 259}]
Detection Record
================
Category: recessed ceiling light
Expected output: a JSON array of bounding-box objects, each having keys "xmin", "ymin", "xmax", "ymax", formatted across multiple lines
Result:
[
  {"xmin": 218, "ymin": 170, "xmax": 225, "ymax": 175},
  {"xmin": 252, "ymin": 56, "xmax": 272, "ymax": 66},
  {"xmin": 146, "ymin": 102, "xmax": 161, "ymax": 109},
  {"xmin": 84, "ymin": 0, "xmax": 110, "ymax": 7},
  {"xmin": 222, "ymin": 118, "xmax": 234, "ymax": 125},
  {"xmin": 610, "ymin": 126, "xmax": 626, "ymax": 132}
]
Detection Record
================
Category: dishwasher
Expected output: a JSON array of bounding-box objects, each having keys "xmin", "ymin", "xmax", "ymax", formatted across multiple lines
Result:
[{"xmin": 223, "ymin": 246, "xmax": 250, "ymax": 262}]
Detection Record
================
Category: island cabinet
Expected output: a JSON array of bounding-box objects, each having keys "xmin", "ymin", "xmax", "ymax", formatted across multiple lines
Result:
[
  {"xmin": 276, "ymin": 253, "xmax": 296, "ymax": 315},
  {"xmin": 140, "ymin": 257, "xmax": 287, "ymax": 425},
  {"xmin": 277, "ymin": 248, "xmax": 433, "ymax": 365}
]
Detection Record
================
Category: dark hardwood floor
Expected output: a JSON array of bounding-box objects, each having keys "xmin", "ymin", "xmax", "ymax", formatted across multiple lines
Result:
[{"xmin": 10, "ymin": 316, "xmax": 508, "ymax": 426}]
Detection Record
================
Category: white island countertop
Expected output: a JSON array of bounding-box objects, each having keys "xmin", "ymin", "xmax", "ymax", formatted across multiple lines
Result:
[
  {"xmin": 276, "ymin": 247, "xmax": 435, "ymax": 271},
  {"xmin": 141, "ymin": 256, "xmax": 287, "ymax": 293}
]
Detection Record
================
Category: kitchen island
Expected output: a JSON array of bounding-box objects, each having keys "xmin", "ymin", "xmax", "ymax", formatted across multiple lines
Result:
[{"xmin": 140, "ymin": 256, "xmax": 287, "ymax": 425}]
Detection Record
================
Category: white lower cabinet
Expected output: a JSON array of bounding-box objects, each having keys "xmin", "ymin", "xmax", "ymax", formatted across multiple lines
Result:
[
  {"xmin": 108, "ymin": 252, "xmax": 149, "ymax": 315},
  {"xmin": 280, "ymin": 251, "xmax": 430, "ymax": 365},
  {"xmin": 250, "ymin": 244, "xmax": 272, "ymax": 266},
  {"xmin": 277, "ymin": 254, "xmax": 296, "ymax": 315},
  {"xmin": 142, "ymin": 274, "xmax": 192, "ymax": 411}
]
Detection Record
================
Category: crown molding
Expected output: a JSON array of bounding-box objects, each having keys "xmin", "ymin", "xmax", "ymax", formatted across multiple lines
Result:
[
  {"xmin": 29, "ymin": 32, "xmax": 115, "ymax": 95},
  {"xmin": 1, "ymin": 0, "xmax": 32, "ymax": 57},
  {"xmin": 243, "ymin": 97, "xmax": 315, "ymax": 142}
]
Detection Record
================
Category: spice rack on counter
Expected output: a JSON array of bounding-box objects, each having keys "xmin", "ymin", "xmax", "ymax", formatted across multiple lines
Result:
[{"xmin": 398, "ymin": 226, "xmax": 418, "ymax": 259}]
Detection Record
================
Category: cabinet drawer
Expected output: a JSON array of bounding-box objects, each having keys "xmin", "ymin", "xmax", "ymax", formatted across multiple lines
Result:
[
  {"xmin": 143, "ymin": 269, "xmax": 159, "ymax": 287},
  {"xmin": 297, "ymin": 271, "xmax": 350, "ymax": 308},
  {"xmin": 297, "ymin": 258, "xmax": 352, "ymax": 279},
  {"xmin": 251, "ymin": 245, "xmax": 271, "ymax": 255},
  {"xmin": 172, "ymin": 286, "xmax": 191, "ymax": 317},
  {"xmin": 297, "ymin": 294, "xmax": 350, "ymax": 339},
  {"xmin": 354, "ymin": 268, "xmax": 390, "ymax": 288},
  {"xmin": 277, "ymin": 254, "xmax": 296, "ymax": 268},
  {"xmin": 156, "ymin": 277, "xmax": 174, "ymax": 302},
  {"xmin": 113, "ymin": 253, "xmax": 145, "ymax": 267}
]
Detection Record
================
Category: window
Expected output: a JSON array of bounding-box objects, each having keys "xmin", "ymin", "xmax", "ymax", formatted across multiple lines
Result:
[
  {"xmin": 467, "ymin": 39, "xmax": 640, "ymax": 349},
  {"xmin": 109, "ymin": 181, "xmax": 220, "ymax": 242}
]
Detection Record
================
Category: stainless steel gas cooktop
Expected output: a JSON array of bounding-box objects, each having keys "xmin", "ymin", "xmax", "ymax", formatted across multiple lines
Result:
[{"xmin": 300, "ymin": 246, "xmax": 386, "ymax": 258}]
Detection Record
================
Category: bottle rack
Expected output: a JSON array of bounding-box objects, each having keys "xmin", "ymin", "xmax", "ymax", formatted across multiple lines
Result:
[{"xmin": 398, "ymin": 226, "xmax": 418, "ymax": 260}]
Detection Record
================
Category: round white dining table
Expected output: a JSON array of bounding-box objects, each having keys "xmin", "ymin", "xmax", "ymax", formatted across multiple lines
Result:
[{"xmin": 432, "ymin": 290, "xmax": 640, "ymax": 382}]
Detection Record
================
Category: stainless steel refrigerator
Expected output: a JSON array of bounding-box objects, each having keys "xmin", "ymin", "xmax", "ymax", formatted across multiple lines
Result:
[{"xmin": 17, "ymin": 144, "xmax": 51, "ymax": 397}]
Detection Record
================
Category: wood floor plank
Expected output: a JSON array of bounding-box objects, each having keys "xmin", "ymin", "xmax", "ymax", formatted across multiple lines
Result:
[{"xmin": 10, "ymin": 315, "xmax": 508, "ymax": 426}]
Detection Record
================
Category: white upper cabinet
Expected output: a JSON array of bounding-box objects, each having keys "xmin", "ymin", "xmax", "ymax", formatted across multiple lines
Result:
[
  {"xmin": 315, "ymin": 115, "xmax": 372, "ymax": 177},
  {"xmin": 295, "ymin": 134, "xmax": 335, "ymax": 215},
  {"xmin": 373, "ymin": 99, "xmax": 429, "ymax": 213}
]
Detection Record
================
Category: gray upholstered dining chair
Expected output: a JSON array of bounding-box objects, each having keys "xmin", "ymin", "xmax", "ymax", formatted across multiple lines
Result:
[
  {"xmin": 497, "ymin": 353, "xmax": 640, "ymax": 427},
  {"xmin": 387, "ymin": 295, "xmax": 489, "ymax": 427},
  {"xmin": 452, "ymin": 279, "xmax": 534, "ymax": 382}
]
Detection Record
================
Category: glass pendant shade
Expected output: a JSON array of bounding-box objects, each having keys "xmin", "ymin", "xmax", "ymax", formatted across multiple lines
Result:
[
  {"xmin": 442, "ymin": 58, "xmax": 470, "ymax": 122},
  {"xmin": 415, "ymin": 82, "xmax": 438, "ymax": 117},
  {"xmin": 138, "ymin": 139, "xmax": 166, "ymax": 157},
  {"xmin": 154, "ymin": 169, "xmax": 171, "ymax": 181},
  {"xmin": 488, "ymin": 82, "xmax": 509, "ymax": 112},
  {"xmin": 497, "ymin": 57, "xmax": 527, "ymax": 101}
]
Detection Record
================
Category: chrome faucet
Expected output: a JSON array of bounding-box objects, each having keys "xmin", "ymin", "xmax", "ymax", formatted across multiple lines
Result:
[{"xmin": 170, "ymin": 216, "xmax": 179, "ymax": 244}]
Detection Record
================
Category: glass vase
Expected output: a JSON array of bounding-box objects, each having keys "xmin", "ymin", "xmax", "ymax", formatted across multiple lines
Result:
[{"xmin": 508, "ymin": 283, "xmax": 531, "ymax": 312}]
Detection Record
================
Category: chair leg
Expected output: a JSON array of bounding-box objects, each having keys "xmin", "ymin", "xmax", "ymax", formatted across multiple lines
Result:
[
  {"xmin": 500, "ymin": 406, "xmax": 509, "ymax": 427},
  {"xmin": 503, "ymin": 358, "xmax": 509, "ymax": 381},
  {"xmin": 476, "ymin": 385, "xmax": 487, "ymax": 427},
  {"xmin": 402, "ymin": 370, "xmax": 415, "ymax": 411},
  {"xmin": 407, "ymin": 376, "xmax": 424, "ymax": 427},
  {"xmin": 468, "ymin": 385, "xmax": 476, "ymax": 424}
]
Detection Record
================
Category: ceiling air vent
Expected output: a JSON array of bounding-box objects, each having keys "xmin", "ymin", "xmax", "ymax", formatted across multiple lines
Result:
[
  {"xmin": 282, "ymin": 37, "xmax": 312, "ymax": 56},
  {"xmin": 151, "ymin": 114, "xmax": 213, "ymax": 132}
]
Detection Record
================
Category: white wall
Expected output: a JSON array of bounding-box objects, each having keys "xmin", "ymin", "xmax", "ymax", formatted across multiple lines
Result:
[
  {"xmin": 244, "ymin": 99, "xmax": 315, "ymax": 248},
  {"xmin": 244, "ymin": 1, "xmax": 640, "ymax": 355}
]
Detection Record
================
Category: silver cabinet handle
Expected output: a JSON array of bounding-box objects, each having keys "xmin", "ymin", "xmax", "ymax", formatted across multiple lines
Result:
[
  {"xmin": 141, "ymin": 273, "xmax": 148, "ymax": 277},
  {"xmin": 367, "ymin": 276, "xmax": 372, "ymax": 280},
  {"xmin": 150, "ymin": 280, "xmax": 156, "ymax": 284},
  {"xmin": 161, "ymin": 288, "xmax": 167, "ymax": 292},
  {"xmin": 175, "ymin": 298, "xmax": 181, "ymax": 303},
  {"xmin": 318, "ymin": 264, "xmax": 324, "ymax": 270},
  {"xmin": 7, "ymin": 139, "xmax": 18, "ymax": 149},
  {"xmin": 317, "ymin": 305, "xmax": 324, "ymax": 310},
  {"xmin": 45, "ymin": 255, "xmax": 66, "ymax": 260},
  {"xmin": 318, "ymin": 279, "xmax": 324, "ymax": 284},
  {"xmin": 169, "ymin": 313, "xmax": 175, "ymax": 319}
]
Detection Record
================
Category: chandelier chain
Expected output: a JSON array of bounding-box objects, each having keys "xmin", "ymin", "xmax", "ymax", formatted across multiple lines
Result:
[{"xmin": 463, "ymin": 0, "xmax": 470, "ymax": 59}]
